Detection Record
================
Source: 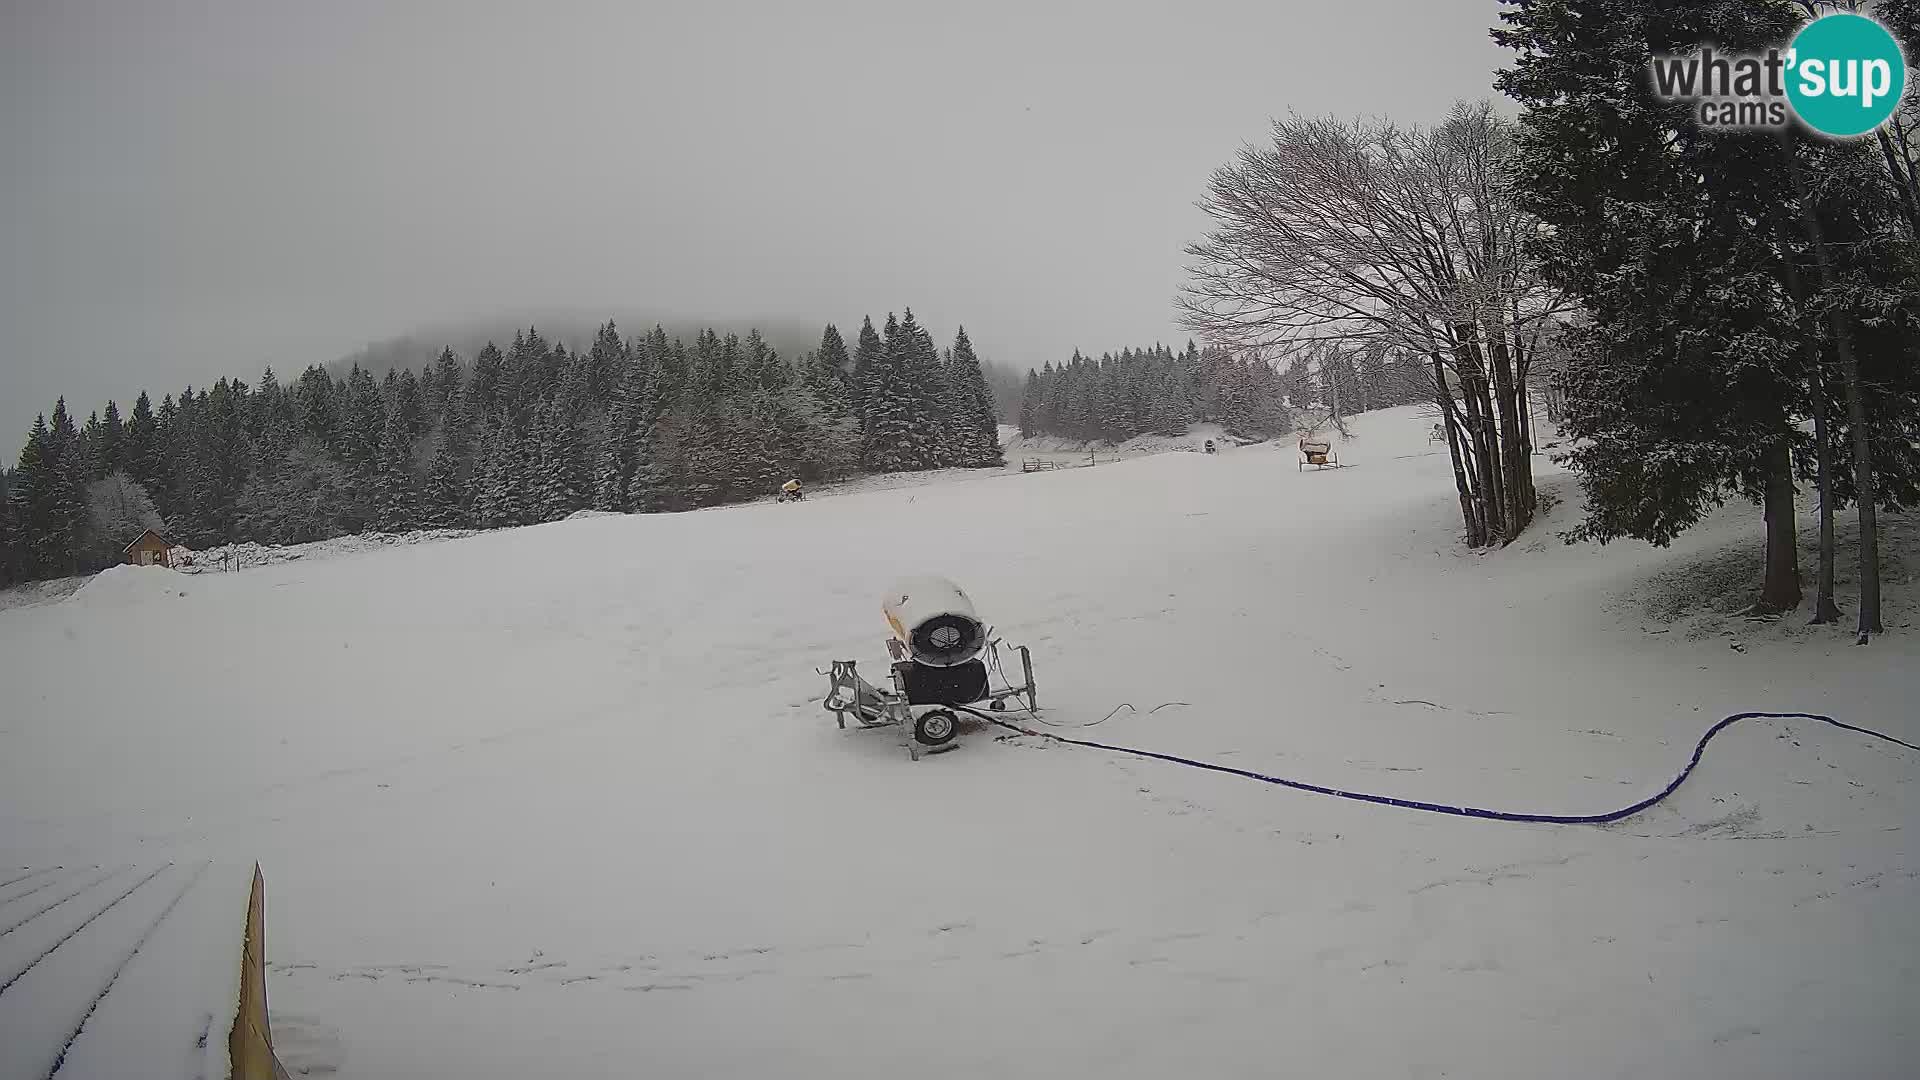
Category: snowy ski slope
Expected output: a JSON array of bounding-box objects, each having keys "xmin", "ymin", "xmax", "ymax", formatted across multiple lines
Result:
[{"xmin": 1, "ymin": 406, "xmax": 1913, "ymax": 1079}]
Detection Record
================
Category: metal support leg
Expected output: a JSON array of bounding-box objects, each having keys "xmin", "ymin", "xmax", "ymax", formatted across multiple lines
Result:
[
  {"xmin": 1020, "ymin": 645, "xmax": 1037, "ymax": 712},
  {"xmin": 892, "ymin": 665, "xmax": 920, "ymax": 761}
]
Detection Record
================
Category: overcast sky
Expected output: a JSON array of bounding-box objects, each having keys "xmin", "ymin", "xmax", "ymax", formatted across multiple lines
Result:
[{"xmin": 0, "ymin": 0, "xmax": 1507, "ymax": 451}]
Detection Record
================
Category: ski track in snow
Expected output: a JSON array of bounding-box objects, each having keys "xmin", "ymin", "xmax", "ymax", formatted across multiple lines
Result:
[{"xmin": 2, "ymin": 406, "xmax": 1915, "ymax": 1080}]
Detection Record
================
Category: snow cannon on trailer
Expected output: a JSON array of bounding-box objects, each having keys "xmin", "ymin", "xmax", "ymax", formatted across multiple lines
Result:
[
  {"xmin": 1298, "ymin": 437, "xmax": 1344, "ymax": 471},
  {"xmin": 822, "ymin": 576, "xmax": 1038, "ymax": 759}
]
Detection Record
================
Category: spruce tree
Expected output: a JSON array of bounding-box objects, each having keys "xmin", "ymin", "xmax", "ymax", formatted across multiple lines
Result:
[
  {"xmin": 98, "ymin": 400, "xmax": 125, "ymax": 478},
  {"xmin": 424, "ymin": 424, "xmax": 468, "ymax": 527},
  {"xmin": 372, "ymin": 416, "xmax": 419, "ymax": 532},
  {"xmin": 392, "ymin": 368, "xmax": 426, "ymax": 438},
  {"xmin": 468, "ymin": 342, "xmax": 505, "ymax": 421},
  {"xmin": 340, "ymin": 365, "xmax": 384, "ymax": 468},
  {"xmin": 471, "ymin": 422, "xmax": 526, "ymax": 528},
  {"xmin": 22, "ymin": 401, "xmax": 92, "ymax": 576},
  {"xmin": 533, "ymin": 400, "xmax": 588, "ymax": 521},
  {"xmin": 850, "ymin": 315, "xmax": 884, "ymax": 424},
  {"xmin": 430, "ymin": 348, "xmax": 464, "ymax": 420},
  {"xmin": 861, "ymin": 313, "xmax": 917, "ymax": 472},
  {"xmin": 947, "ymin": 327, "xmax": 1003, "ymax": 466},
  {"xmin": 11, "ymin": 415, "xmax": 60, "ymax": 577},
  {"xmin": 1496, "ymin": 0, "xmax": 1820, "ymax": 612},
  {"xmin": 588, "ymin": 320, "xmax": 626, "ymax": 402},
  {"xmin": 294, "ymin": 366, "xmax": 337, "ymax": 447},
  {"xmin": 81, "ymin": 411, "xmax": 104, "ymax": 482},
  {"xmin": 1019, "ymin": 372, "xmax": 1042, "ymax": 437}
]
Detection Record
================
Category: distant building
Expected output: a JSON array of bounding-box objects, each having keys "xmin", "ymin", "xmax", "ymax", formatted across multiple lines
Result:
[{"xmin": 123, "ymin": 529, "xmax": 174, "ymax": 568}]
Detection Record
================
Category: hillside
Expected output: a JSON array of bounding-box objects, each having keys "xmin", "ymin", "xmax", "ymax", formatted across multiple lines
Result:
[{"xmin": 1, "ymin": 406, "xmax": 1913, "ymax": 1079}]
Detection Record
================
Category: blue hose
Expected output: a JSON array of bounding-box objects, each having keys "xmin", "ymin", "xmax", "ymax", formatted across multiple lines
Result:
[{"xmin": 956, "ymin": 707, "xmax": 1918, "ymax": 825}]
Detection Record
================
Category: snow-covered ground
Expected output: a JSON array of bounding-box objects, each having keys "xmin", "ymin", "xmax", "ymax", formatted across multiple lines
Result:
[
  {"xmin": 2, "ymin": 405, "xmax": 1914, "ymax": 1079},
  {"xmin": 1000, "ymin": 421, "xmax": 1245, "ymax": 467}
]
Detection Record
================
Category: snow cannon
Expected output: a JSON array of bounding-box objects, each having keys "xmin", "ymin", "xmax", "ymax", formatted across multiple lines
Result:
[
  {"xmin": 882, "ymin": 576, "xmax": 987, "ymax": 668},
  {"xmin": 822, "ymin": 577, "xmax": 1039, "ymax": 760}
]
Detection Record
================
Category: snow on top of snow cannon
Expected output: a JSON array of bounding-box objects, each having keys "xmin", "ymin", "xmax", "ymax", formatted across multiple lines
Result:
[{"xmin": 882, "ymin": 576, "xmax": 987, "ymax": 668}]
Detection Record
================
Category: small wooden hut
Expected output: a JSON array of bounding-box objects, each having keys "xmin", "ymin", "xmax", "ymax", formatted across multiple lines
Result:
[{"xmin": 123, "ymin": 528, "xmax": 174, "ymax": 567}]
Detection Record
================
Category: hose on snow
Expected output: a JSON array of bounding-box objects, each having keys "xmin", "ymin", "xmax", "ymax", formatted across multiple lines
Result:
[{"xmin": 951, "ymin": 705, "xmax": 1918, "ymax": 825}]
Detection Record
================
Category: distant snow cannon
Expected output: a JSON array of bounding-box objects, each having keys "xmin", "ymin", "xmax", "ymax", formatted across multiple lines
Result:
[{"xmin": 823, "ymin": 576, "xmax": 1038, "ymax": 760}]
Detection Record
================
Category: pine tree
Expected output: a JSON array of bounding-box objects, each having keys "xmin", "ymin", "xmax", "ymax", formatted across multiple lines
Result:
[
  {"xmin": 429, "ymin": 348, "xmax": 464, "ymax": 420},
  {"xmin": 1019, "ymin": 372, "xmax": 1042, "ymax": 437},
  {"xmin": 121, "ymin": 391, "xmax": 156, "ymax": 488},
  {"xmin": 533, "ymin": 400, "xmax": 588, "ymax": 521},
  {"xmin": 371, "ymin": 416, "xmax": 418, "ymax": 531},
  {"xmin": 850, "ymin": 315, "xmax": 884, "ymax": 424},
  {"xmin": 293, "ymin": 365, "xmax": 337, "ymax": 447},
  {"xmin": 588, "ymin": 320, "xmax": 626, "ymax": 403},
  {"xmin": 392, "ymin": 368, "xmax": 426, "ymax": 438},
  {"xmin": 80, "ymin": 410, "xmax": 104, "ymax": 482},
  {"xmin": 817, "ymin": 324, "xmax": 851, "ymax": 381},
  {"xmin": 423, "ymin": 424, "xmax": 468, "ymax": 527},
  {"xmin": 861, "ymin": 314, "xmax": 914, "ymax": 471},
  {"xmin": 97, "ymin": 400, "xmax": 125, "ymax": 479},
  {"xmin": 340, "ymin": 365, "xmax": 384, "ymax": 468},
  {"xmin": 947, "ymin": 328, "xmax": 1003, "ymax": 466},
  {"xmin": 897, "ymin": 309, "xmax": 946, "ymax": 468},
  {"xmin": 11, "ymin": 415, "xmax": 61, "ymax": 577},
  {"xmin": 470, "ymin": 422, "xmax": 527, "ymax": 528},
  {"xmin": 468, "ymin": 342, "xmax": 505, "ymax": 422},
  {"xmin": 26, "ymin": 400, "xmax": 91, "ymax": 576},
  {"xmin": 1496, "ymin": 0, "xmax": 1822, "ymax": 612}
]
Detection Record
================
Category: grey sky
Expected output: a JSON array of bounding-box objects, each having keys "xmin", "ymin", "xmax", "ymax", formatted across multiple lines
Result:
[{"xmin": 0, "ymin": 0, "xmax": 1507, "ymax": 451}]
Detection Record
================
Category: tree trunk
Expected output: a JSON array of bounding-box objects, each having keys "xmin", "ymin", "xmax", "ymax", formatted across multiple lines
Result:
[
  {"xmin": 1758, "ymin": 436, "xmax": 1803, "ymax": 615},
  {"xmin": 1453, "ymin": 335, "xmax": 1506, "ymax": 543},
  {"xmin": 1433, "ymin": 353, "xmax": 1485, "ymax": 547},
  {"xmin": 1773, "ymin": 215, "xmax": 1840, "ymax": 625},
  {"xmin": 1791, "ymin": 156, "xmax": 1884, "ymax": 642},
  {"xmin": 1483, "ymin": 313, "xmax": 1535, "ymax": 534},
  {"xmin": 1810, "ymin": 385, "xmax": 1842, "ymax": 624}
]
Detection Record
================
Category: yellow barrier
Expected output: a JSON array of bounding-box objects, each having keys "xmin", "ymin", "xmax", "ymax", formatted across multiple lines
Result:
[{"xmin": 229, "ymin": 865, "xmax": 292, "ymax": 1080}]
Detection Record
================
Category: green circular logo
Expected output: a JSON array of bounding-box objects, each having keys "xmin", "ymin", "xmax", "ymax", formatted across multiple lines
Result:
[{"xmin": 1786, "ymin": 14, "xmax": 1906, "ymax": 138}]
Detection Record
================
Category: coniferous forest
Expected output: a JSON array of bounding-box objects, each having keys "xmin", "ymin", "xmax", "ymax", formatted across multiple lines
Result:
[
  {"xmin": 1014, "ymin": 342, "xmax": 1427, "ymax": 442},
  {"xmin": 0, "ymin": 311, "xmax": 1004, "ymax": 584}
]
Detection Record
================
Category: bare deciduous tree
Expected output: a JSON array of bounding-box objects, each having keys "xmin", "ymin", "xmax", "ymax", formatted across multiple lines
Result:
[{"xmin": 1181, "ymin": 102, "xmax": 1573, "ymax": 546}]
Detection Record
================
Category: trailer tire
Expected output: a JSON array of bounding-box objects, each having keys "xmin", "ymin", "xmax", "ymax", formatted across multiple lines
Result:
[{"xmin": 914, "ymin": 709, "xmax": 959, "ymax": 746}]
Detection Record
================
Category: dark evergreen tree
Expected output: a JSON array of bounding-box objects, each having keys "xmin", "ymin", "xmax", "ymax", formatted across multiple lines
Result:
[
  {"xmin": 1494, "ymin": 0, "xmax": 1864, "ymax": 613},
  {"xmin": 1019, "ymin": 371, "xmax": 1042, "ymax": 437},
  {"xmin": 10, "ymin": 415, "xmax": 63, "ymax": 577},
  {"xmin": 861, "ymin": 313, "xmax": 917, "ymax": 472},
  {"xmin": 850, "ymin": 315, "xmax": 884, "ymax": 423},
  {"xmin": 371, "ymin": 415, "xmax": 419, "ymax": 532},
  {"xmin": 80, "ymin": 411, "xmax": 104, "ymax": 482},
  {"xmin": 945, "ymin": 328, "xmax": 1003, "ymax": 466},
  {"xmin": 423, "ymin": 424, "xmax": 469, "ymax": 527},
  {"xmin": 431, "ymin": 349, "xmax": 461, "ymax": 419},
  {"xmin": 588, "ymin": 320, "xmax": 626, "ymax": 403},
  {"xmin": 532, "ymin": 399, "xmax": 588, "ymax": 521},
  {"xmin": 338, "ymin": 364, "xmax": 383, "ymax": 468},
  {"xmin": 468, "ymin": 342, "xmax": 505, "ymax": 422},
  {"xmin": 391, "ymin": 368, "xmax": 426, "ymax": 438},
  {"xmin": 124, "ymin": 391, "xmax": 159, "ymax": 491},
  {"xmin": 291, "ymin": 365, "xmax": 334, "ymax": 448}
]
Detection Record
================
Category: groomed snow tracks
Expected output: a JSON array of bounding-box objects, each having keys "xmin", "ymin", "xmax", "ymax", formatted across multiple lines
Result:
[{"xmin": 0, "ymin": 862, "xmax": 265, "ymax": 1080}]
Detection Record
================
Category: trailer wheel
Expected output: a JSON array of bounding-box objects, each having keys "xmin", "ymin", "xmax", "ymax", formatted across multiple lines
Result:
[{"xmin": 914, "ymin": 709, "xmax": 959, "ymax": 746}]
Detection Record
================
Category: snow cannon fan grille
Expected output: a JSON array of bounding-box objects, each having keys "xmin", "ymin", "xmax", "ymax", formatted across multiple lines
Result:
[{"xmin": 909, "ymin": 613, "xmax": 986, "ymax": 668}]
